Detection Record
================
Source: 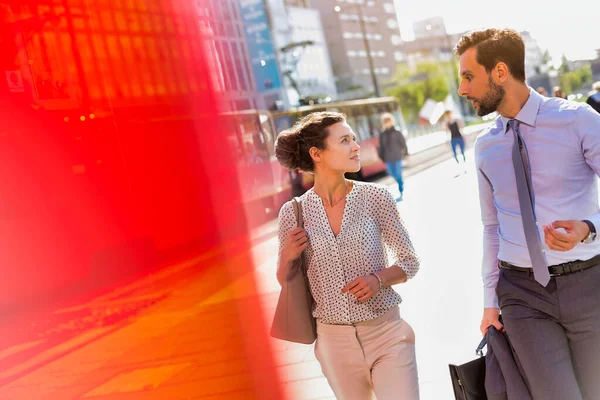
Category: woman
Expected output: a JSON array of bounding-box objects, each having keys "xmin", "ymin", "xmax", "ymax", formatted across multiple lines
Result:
[
  {"xmin": 444, "ymin": 110, "xmax": 466, "ymax": 164},
  {"xmin": 274, "ymin": 111, "xmax": 420, "ymax": 400},
  {"xmin": 377, "ymin": 112, "xmax": 408, "ymax": 200}
]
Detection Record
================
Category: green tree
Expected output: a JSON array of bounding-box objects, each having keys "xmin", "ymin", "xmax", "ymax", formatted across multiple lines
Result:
[
  {"xmin": 559, "ymin": 65, "xmax": 593, "ymax": 95},
  {"xmin": 542, "ymin": 49, "xmax": 552, "ymax": 65},
  {"xmin": 559, "ymin": 54, "xmax": 570, "ymax": 73},
  {"xmin": 385, "ymin": 61, "xmax": 451, "ymax": 124}
]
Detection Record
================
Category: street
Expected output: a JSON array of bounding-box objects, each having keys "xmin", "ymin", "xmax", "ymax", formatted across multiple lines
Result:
[{"xmin": 0, "ymin": 143, "xmax": 486, "ymax": 400}]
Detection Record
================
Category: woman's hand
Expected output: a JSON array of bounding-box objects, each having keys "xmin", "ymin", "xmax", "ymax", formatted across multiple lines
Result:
[
  {"xmin": 341, "ymin": 274, "xmax": 381, "ymax": 302},
  {"xmin": 280, "ymin": 227, "xmax": 308, "ymax": 265}
]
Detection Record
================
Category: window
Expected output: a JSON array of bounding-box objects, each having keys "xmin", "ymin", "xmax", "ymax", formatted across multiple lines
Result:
[
  {"xmin": 391, "ymin": 35, "xmax": 402, "ymax": 46},
  {"xmin": 387, "ymin": 19, "xmax": 398, "ymax": 29},
  {"xmin": 383, "ymin": 3, "xmax": 395, "ymax": 14}
]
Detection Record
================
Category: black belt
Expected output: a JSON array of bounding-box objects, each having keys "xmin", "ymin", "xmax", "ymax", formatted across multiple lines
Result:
[{"xmin": 499, "ymin": 254, "xmax": 600, "ymax": 277}]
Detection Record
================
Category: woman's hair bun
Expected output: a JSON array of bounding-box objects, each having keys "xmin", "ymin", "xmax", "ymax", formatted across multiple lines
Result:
[{"xmin": 274, "ymin": 129, "xmax": 300, "ymax": 170}]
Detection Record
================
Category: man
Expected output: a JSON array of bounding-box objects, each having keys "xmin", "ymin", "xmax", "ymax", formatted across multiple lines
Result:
[
  {"xmin": 587, "ymin": 81, "xmax": 600, "ymax": 113},
  {"xmin": 455, "ymin": 28, "xmax": 600, "ymax": 399},
  {"xmin": 377, "ymin": 113, "xmax": 408, "ymax": 200}
]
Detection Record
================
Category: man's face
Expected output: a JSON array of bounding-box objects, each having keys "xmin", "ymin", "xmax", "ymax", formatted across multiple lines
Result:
[{"xmin": 458, "ymin": 48, "xmax": 505, "ymax": 116}]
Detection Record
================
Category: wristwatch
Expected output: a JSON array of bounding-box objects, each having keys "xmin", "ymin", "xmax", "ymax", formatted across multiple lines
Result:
[{"xmin": 581, "ymin": 220, "xmax": 597, "ymax": 244}]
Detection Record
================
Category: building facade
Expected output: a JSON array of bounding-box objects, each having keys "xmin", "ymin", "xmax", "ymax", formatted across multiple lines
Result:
[
  {"xmin": 200, "ymin": 0, "xmax": 286, "ymax": 111},
  {"xmin": 412, "ymin": 16, "xmax": 447, "ymax": 40},
  {"xmin": 305, "ymin": 0, "xmax": 404, "ymax": 98},
  {"xmin": 266, "ymin": 0, "xmax": 337, "ymax": 106},
  {"xmin": 521, "ymin": 31, "xmax": 545, "ymax": 80}
]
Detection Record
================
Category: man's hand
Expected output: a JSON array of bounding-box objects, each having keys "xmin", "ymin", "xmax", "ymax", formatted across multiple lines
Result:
[
  {"xmin": 543, "ymin": 220, "xmax": 589, "ymax": 251},
  {"xmin": 480, "ymin": 308, "xmax": 504, "ymax": 336},
  {"xmin": 342, "ymin": 275, "xmax": 381, "ymax": 302}
]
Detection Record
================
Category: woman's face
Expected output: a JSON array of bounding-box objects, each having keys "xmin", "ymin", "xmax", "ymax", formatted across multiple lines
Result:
[{"xmin": 313, "ymin": 122, "xmax": 361, "ymax": 174}]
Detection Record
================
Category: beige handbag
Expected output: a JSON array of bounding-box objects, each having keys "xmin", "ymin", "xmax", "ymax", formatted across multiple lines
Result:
[{"xmin": 270, "ymin": 198, "xmax": 317, "ymax": 344}]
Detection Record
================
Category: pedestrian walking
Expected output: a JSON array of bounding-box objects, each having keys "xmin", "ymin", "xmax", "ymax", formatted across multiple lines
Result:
[
  {"xmin": 274, "ymin": 111, "xmax": 421, "ymax": 400},
  {"xmin": 586, "ymin": 81, "xmax": 600, "ymax": 114},
  {"xmin": 456, "ymin": 28, "xmax": 600, "ymax": 399},
  {"xmin": 444, "ymin": 110, "xmax": 467, "ymax": 165},
  {"xmin": 377, "ymin": 113, "xmax": 408, "ymax": 201},
  {"xmin": 552, "ymin": 86, "xmax": 567, "ymax": 99}
]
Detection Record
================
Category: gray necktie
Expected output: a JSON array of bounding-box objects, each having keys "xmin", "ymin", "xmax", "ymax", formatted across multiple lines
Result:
[{"xmin": 508, "ymin": 120, "xmax": 551, "ymax": 286}]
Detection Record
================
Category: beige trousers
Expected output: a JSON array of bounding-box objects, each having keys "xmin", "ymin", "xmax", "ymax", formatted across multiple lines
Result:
[{"xmin": 314, "ymin": 306, "xmax": 419, "ymax": 400}]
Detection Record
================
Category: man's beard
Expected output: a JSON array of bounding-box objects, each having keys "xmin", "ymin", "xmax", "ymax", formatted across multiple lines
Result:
[{"xmin": 469, "ymin": 76, "xmax": 505, "ymax": 116}]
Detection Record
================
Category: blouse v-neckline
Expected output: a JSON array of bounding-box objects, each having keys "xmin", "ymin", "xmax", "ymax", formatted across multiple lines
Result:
[{"xmin": 311, "ymin": 181, "xmax": 357, "ymax": 239}]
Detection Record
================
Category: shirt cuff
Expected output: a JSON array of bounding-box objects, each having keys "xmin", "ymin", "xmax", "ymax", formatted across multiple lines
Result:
[
  {"xmin": 483, "ymin": 286, "xmax": 499, "ymax": 309},
  {"xmin": 394, "ymin": 262, "xmax": 418, "ymax": 280},
  {"xmin": 585, "ymin": 214, "xmax": 600, "ymax": 236}
]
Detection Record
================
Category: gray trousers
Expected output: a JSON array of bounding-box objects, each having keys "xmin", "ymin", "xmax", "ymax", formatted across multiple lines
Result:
[{"xmin": 497, "ymin": 263, "xmax": 600, "ymax": 400}]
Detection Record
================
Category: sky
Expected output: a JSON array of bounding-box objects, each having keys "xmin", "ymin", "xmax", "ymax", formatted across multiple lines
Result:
[{"xmin": 394, "ymin": 0, "xmax": 600, "ymax": 63}]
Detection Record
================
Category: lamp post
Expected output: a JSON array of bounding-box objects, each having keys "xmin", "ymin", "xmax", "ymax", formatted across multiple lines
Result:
[{"xmin": 335, "ymin": 4, "xmax": 381, "ymax": 97}]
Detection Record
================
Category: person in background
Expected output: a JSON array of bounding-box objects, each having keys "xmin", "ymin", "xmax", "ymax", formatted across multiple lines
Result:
[
  {"xmin": 553, "ymin": 86, "xmax": 567, "ymax": 99},
  {"xmin": 289, "ymin": 168, "xmax": 306, "ymax": 198},
  {"xmin": 377, "ymin": 113, "xmax": 408, "ymax": 201},
  {"xmin": 444, "ymin": 110, "xmax": 467, "ymax": 165},
  {"xmin": 586, "ymin": 81, "xmax": 600, "ymax": 114},
  {"xmin": 536, "ymin": 86, "xmax": 548, "ymax": 96}
]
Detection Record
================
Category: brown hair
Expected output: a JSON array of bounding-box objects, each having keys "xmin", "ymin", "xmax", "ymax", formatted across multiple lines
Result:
[
  {"xmin": 454, "ymin": 28, "xmax": 526, "ymax": 82},
  {"xmin": 275, "ymin": 111, "xmax": 346, "ymax": 172}
]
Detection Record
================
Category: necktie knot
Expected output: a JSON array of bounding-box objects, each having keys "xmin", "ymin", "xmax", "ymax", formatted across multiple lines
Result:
[{"xmin": 508, "ymin": 119, "xmax": 520, "ymax": 134}]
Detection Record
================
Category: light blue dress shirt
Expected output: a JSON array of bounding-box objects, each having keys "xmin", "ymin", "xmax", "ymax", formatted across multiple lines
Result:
[{"xmin": 475, "ymin": 88, "xmax": 600, "ymax": 308}]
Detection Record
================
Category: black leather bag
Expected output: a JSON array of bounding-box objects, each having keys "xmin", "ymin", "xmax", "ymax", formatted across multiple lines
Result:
[{"xmin": 449, "ymin": 336, "xmax": 488, "ymax": 400}]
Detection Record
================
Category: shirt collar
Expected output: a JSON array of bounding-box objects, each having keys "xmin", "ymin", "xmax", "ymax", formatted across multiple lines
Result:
[{"xmin": 500, "ymin": 87, "xmax": 542, "ymax": 134}]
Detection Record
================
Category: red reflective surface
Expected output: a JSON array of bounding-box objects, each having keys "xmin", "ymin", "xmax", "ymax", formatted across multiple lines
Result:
[{"xmin": 0, "ymin": 0, "xmax": 283, "ymax": 397}]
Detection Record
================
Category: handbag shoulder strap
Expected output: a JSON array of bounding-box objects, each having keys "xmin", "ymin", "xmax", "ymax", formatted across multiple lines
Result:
[
  {"xmin": 291, "ymin": 198, "xmax": 307, "ymax": 275},
  {"xmin": 292, "ymin": 197, "xmax": 303, "ymax": 229}
]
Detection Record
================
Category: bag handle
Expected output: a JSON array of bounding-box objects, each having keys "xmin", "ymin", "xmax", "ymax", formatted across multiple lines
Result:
[
  {"xmin": 286, "ymin": 197, "xmax": 306, "ymax": 281},
  {"xmin": 477, "ymin": 315, "xmax": 503, "ymax": 356},
  {"xmin": 292, "ymin": 197, "xmax": 303, "ymax": 229},
  {"xmin": 475, "ymin": 336, "xmax": 487, "ymax": 357}
]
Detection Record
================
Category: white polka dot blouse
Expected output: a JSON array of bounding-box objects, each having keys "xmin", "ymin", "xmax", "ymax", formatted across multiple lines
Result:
[{"xmin": 277, "ymin": 181, "xmax": 420, "ymax": 325}]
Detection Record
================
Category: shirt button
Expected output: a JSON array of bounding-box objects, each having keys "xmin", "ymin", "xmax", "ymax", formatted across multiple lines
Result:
[
  {"xmin": 542, "ymin": 249, "xmax": 546, "ymax": 253},
  {"xmin": 536, "ymin": 222, "xmax": 540, "ymax": 226}
]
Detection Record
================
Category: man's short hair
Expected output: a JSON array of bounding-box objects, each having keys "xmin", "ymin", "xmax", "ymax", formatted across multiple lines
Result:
[
  {"xmin": 380, "ymin": 112, "xmax": 395, "ymax": 125},
  {"xmin": 454, "ymin": 28, "xmax": 526, "ymax": 82}
]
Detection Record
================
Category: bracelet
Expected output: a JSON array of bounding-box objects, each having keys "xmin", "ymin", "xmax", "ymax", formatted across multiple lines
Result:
[{"xmin": 370, "ymin": 272, "xmax": 383, "ymax": 290}]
